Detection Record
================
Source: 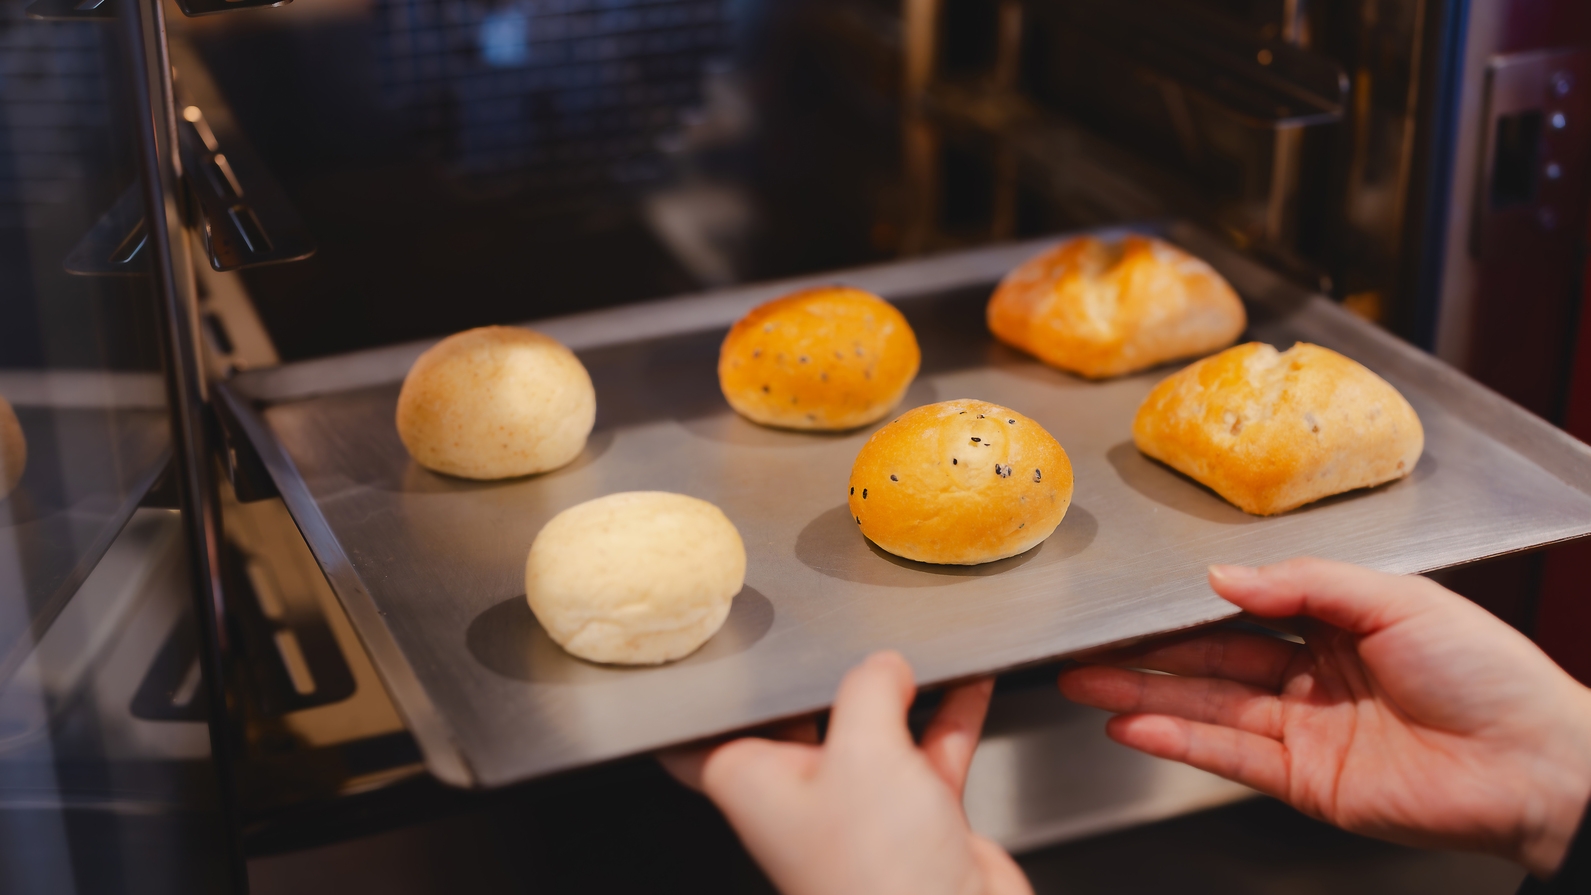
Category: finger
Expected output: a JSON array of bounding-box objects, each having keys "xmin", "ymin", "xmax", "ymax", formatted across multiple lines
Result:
[
  {"xmin": 657, "ymin": 743, "xmax": 713, "ymax": 792},
  {"xmin": 920, "ymin": 677, "xmax": 995, "ymax": 793},
  {"xmin": 1105, "ymin": 713, "xmax": 1288, "ymax": 799},
  {"xmin": 1083, "ymin": 628, "xmax": 1303, "ymax": 691},
  {"xmin": 1059, "ymin": 665, "xmax": 1284, "ymax": 739},
  {"xmin": 1210, "ymin": 558, "xmax": 1449, "ymax": 635},
  {"xmin": 825, "ymin": 650, "xmax": 918, "ymax": 753}
]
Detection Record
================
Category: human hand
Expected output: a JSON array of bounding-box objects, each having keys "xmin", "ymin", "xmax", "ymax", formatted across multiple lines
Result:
[
  {"xmin": 1059, "ymin": 558, "xmax": 1591, "ymax": 877},
  {"xmin": 660, "ymin": 651, "xmax": 1032, "ymax": 895}
]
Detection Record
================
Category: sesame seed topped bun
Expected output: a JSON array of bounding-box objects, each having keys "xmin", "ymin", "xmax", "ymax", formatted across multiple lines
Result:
[
  {"xmin": 848, "ymin": 399, "xmax": 1073, "ymax": 565},
  {"xmin": 718, "ymin": 286, "xmax": 920, "ymax": 431}
]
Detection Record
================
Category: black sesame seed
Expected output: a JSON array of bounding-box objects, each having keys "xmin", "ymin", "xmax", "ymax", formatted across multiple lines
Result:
[
  {"xmin": 952, "ymin": 458, "xmax": 958, "ymax": 465},
  {"xmin": 800, "ymin": 356, "xmax": 809, "ymax": 363},
  {"xmin": 1034, "ymin": 469, "xmax": 1042, "ymax": 482},
  {"xmin": 855, "ymin": 516, "xmax": 861, "ymax": 524},
  {"xmin": 977, "ymin": 414, "xmax": 984, "ymax": 419},
  {"xmin": 995, "ymin": 464, "xmax": 1011, "ymax": 478},
  {"xmin": 960, "ymin": 411, "xmax": 967, "ymax": 415},
  {"xmin": 762, "ymin": 385, "xmax": 770, "ymax": 393},
  {"xmin": 971, "ymin": 437, "xmax": 981, "ymax": 443},
  {"xmin": 890, "ymin": 474, "xmax": 898, "ymax": 482},
  {"xmin": 862, "ymin": 489, "xmax": 868, "ymax": 499},
  {"xmin": 1019, "ymin": 522, "xmax": 1025, "ymax": 529},
  {"xmin": 850, "ymin": 487, "xmax": 854, "ymax": 495},
  {"xmin": 1007, "ymin": 419, "xmax": 1015, "ymax": 424}
]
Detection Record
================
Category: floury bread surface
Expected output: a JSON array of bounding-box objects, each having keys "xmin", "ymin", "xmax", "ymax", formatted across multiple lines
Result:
[
  {"xmin": 396, "ymin": 326, "xmax": 595, "ymax": 480},
  {"xmin": 525, "ymin": 492, "xmax": 746, "ymax": 665},
  {"xmin": 0, "ymin": 396, "xmax": 23, "ymax": 500},
  {"xmin": 719, "ymin": 286, "xmax": 920, "ymax": 430},
  {"xmin": 848, "ymin": 400, "xmax": 1073, "ymax": 564},
  {"xmin": 1132, "ymin": 342, "xmax": 1424, "ymax": 516},
  {"xmin": 987, "ymin": 235, "xmax": 1246, "ymax": 378}
]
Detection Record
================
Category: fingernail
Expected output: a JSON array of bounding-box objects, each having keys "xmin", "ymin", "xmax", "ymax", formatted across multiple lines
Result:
[{"xmin": 1209, "ymin": 564, "xmax": 1258, "ymax": 581}]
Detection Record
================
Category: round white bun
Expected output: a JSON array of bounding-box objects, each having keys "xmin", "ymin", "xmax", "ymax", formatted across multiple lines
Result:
[
  {"xmin": 525, "ymin": 491, "xmax": 747, "ymax": 665},
  {"xmin": 396, "ymin": 325, "xmax": 596, "ymax": 480},
  {"xmin": 0, "ymin": 396, "xmax": 23, "ymax": 500}
]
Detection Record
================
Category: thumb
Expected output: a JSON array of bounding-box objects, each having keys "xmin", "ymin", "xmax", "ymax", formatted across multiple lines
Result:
[
  {"xmin": 1209, "ymin": 557, "xmax": 1447, "ymax": 635},
  {"xmin": 825, "ymin": 650, "xmax": 918, "ymax": 753}
]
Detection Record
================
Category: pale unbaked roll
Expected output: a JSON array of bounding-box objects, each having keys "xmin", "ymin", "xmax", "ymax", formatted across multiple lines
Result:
[
  {"xmin": 525, "ymin": 492, "xmax": 747, "ymax": 665},
  {"xmin": 396, "ymin": 326, "xmax": 595, "ymax": 480},
  {"xmin": 848, "ymin": 399, "xmax": 1074, "ymax": 564},
  {"xmin": 1132, "ymin": 342, "xmax": 1424, "ymax": 515},
  {"xmin": 0, "ymin": 396, "xmax": 23, "ymax": 500},
  {"xmin": 718, "ymin": 286, "xmax": 921, "ymax": 430}
]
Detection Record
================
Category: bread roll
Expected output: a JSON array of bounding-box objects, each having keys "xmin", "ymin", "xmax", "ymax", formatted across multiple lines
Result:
[
  {"xmin": 0, "ymin": 396, "xmax": 24, "ymax": 500},
  {"xmin": 1132, "ymin": 342, "xmax": 1424, "ymax": 516},
  {"xmin": 848, "ymin": 400, "xmax": 1073, "ymax": 564},
  {"xmin": 396, "ymin": 326, "xmax": 595, "ymax": 480},
  {"xmin": 719, "ymin": 286, "xmax": 920, "ymax": 430},
  {"xmin": 525, "ymin": 492, "xmax": 746, "ymax": 665},
  {"xmin": 988, "ymin": 235, "xmax": 1246, "ymax": 378}
]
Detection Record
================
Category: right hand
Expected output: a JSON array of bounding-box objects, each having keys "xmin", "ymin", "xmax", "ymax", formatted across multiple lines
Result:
[{"xmin": 1059, "ymin": 558, "xmax": 1591, "ymax": 878}]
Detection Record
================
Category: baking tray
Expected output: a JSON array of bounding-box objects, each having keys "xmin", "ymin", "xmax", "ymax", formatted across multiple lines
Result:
[
  {"xmin": 0, "ymin": 372, "xmax": 171, "ymax": 687},
  {"xmin": 221, "ymin": 222, "xmax": 1591, "ymax": 788}
]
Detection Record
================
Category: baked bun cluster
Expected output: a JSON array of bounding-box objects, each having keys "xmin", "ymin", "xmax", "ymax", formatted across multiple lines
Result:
[
  {"xmin": 719, "ymin": 287, "xmax": 920, "ymax": 430},
  {"xmin": 1133, "ymin": 342, "xmax": 1424, "ymax": 515},
  {"xmin": 0, "ymin": 396, "xmax": 24, "ymax": 500},
  {"xmin": 525, "ymin": 492, "xmax": 746, "ymax": 665},
  {"xmin": 848, "ymin": 400, "xmax": 1073, "ymax": 565},
  {"xmin": 397, "ymin": 326, "xmax": 596, "ymax": 480},
  {"xmin": 988, "ymin": 235, "xmax": 1246, "ymax": 379}
]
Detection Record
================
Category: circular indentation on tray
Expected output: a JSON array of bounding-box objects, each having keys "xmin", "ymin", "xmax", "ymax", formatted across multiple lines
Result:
[
  {"xmin": 676, "ymin": 379, "xmax": 939, "ymax": 448},
  {"xmin": 794, "ymin": 502, "xmax": 1097, "ymax": 587},
  {"xmin": 1107, "ymin": 441, "xmax": 1435, "ymax": 521},
  {"xmin": 392, "ymin": 429, "xmax": 616, "ymax": 493},
  {"xmin": 466, "ymin": 586, "xmax": 774, "ymax": 683}
]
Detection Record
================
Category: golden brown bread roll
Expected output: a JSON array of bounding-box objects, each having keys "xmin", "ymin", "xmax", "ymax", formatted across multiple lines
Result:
[
  {"xmin": 397, "ymin": 326, "xmax": 595, "ymax": 480},
  {"xmin": 1132, "ymin": 342, "xmax": 1424, "ymax": 516},
  {"xmin": 848, "ymin": 399, "xmax": 1073, "ymax": 564},
  {"xmin": 525, "ymin": 492, "xmax": 746, "ymax": 665},
  {"xmin": 0, "ymin": 395, "xmax": 24, "ymax": 500},
  {"xmin": 988, "ymin": 235, "xmax": 1247, "ymax": 379},
  {"xmin": 719, "ymin": 286, "xmax": 920, "ymax": 430}
]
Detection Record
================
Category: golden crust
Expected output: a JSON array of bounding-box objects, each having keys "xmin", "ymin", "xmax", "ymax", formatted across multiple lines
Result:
[
  {"xmin": 1132, "ymin": 342, "xmax": 1424, "ymax": 516},
  {"xmin": 396, "ymin": 326, "xmax": 596, "ymax": 480},
  {"xmin": 0, "ymin": 395, "xmax": 24, "ymax": 500},
  {"xmin": 988, "ymin": 235, "xmax": 1247, "ymax": 379},
  {"xmin": 848, "ymin": 399, "xmax": 1073, "ymax": 564},
  {"xmin": 719, "ymin": 287, "xmax": 921, "ymax": 430}
]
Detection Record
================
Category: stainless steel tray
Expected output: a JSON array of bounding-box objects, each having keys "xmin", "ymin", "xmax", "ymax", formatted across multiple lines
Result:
[{"xmin": 221, "ymin": 223, "xmax": 1591, "ymax": 788}]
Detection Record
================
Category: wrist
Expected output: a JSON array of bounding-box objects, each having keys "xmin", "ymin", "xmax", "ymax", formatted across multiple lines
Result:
[{"xmin": 1518, "ymin": 686, "xmax": 1591, "ymax": 878}]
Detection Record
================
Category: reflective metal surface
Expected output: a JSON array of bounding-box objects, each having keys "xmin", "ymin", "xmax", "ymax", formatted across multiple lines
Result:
[{"xmin": 223, "ymin": 223, "xmax": 1591, "ymax": 788}]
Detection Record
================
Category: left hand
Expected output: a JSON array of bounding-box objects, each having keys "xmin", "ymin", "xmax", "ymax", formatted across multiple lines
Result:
[{"xmin": 660, "ymin": 651, "xmax": 1032, "ymax": 895}]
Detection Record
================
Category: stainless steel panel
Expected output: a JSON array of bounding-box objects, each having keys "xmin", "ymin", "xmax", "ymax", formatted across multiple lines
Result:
[{"xmin": 223, "ymin": 223, "xmax": 1591, "ymax": 788}]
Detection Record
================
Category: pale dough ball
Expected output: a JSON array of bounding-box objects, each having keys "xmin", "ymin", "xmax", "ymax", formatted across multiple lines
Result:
[
  {"xmin": 718, "ymin": 286, "xmax": 921, "ymax": 430},
  {"xmin": 525, "ymin": 492, "xmax": 747, "ymax": 665},
  {"xmin": 396, "ymin": 326, "xmax": 595, "ymax": 480},
  {"xmin": 0, "ymin": 396, "xmax": 23, "ymax": 500},
  {"xmin": 849, "ymin": 399, "xmax": 1074, "ymax": 564}
]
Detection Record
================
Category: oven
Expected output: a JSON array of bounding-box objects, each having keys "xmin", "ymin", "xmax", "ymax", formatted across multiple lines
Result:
[{"xmin": 3, "ymin": 0, "xmax": 1591, "ymax": 891}]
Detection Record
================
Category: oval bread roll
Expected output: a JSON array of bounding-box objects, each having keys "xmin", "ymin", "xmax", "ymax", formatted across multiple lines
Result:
[
  {"xmin": 525, "ymin": 492, "xmax": 746, "ymax": 665},
  {"xmin": 1132, "ymin": 342, "xmax": 1424, "ymax": 516},
  {"xmin": 988, "ymin": 235, "xmax": 1246, "ymax": 379},
  {"xmin": 396, "ymin": 326, "xmax": 596, "ymax": 480},
  {"xmin": 0, "ymin": 396, "xmax": 24, "ymax": 500},
  {"xmin": 849, "ymin": 400, "xmax": 1074, "ymax": 564},
  {"xmin": 719, "ymin": 286, "xmax": 920, "ymax": 430}
]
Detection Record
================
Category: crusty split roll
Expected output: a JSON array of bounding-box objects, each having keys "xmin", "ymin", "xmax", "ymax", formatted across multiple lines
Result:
[
  {"xmin": 988, "ymin": 235, "xmax": 1247, "ymax": 379},
  {"xmin": 1132, "ymin": 342, "xmax": 1424, "ymax": 516}
]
